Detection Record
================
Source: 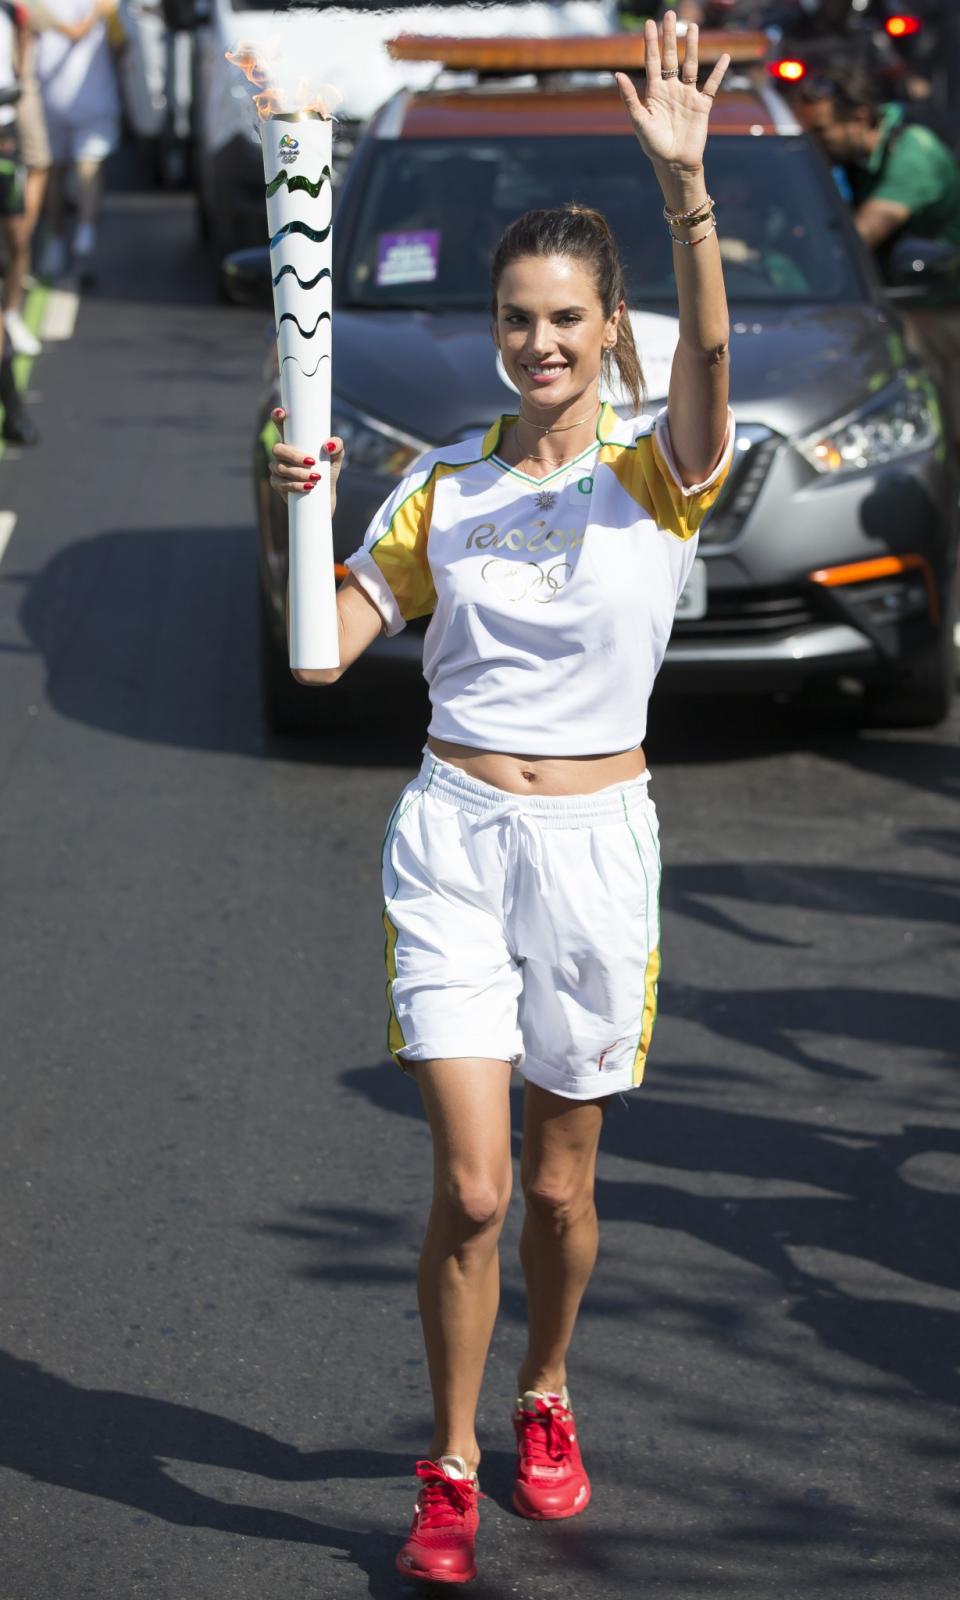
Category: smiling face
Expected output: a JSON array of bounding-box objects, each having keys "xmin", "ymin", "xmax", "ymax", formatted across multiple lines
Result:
[{"xmin": 493, "ymin": 254, "xmax": 623, "ymax": 419}]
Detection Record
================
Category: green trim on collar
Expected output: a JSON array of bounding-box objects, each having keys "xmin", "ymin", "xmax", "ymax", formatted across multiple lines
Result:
[
  {"xmin": 482, "ymin": 415, "xmax": 507, "ymax": 458},
  {"xmin": 491, "ymin": 435, "xmax": 601, "ymax": 487},
  {"xmin": 596, "ymin": 401, "xmax": 620, "ymax": 444}
]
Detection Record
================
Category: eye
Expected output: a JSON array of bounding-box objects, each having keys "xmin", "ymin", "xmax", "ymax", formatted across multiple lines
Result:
[
  {"xmin": 556, "ymin": 313, "xmax": 582, "ymax": 326},
  {"xmin": 504, "ymin": 313, "xmax": 527, "ymax": 326}
]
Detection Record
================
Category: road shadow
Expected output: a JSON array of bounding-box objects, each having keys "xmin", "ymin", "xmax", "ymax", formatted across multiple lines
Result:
[
  {"xmin": 8, "ymin": 523, "xmax": 957, "ymax": 780},
  {"xmin": 664, "ymin": 857, "xmax": 960, "ymax": 949},
  {"xmin": 0, "ymin": 1348, "xmax": 414, "ymax": 1595},
  {"xmin": 7, "ymin": 525, "xmax": 428, "ymax": 769},
  {"xmin": 336, "ymin": 1062, "xmax": 960, "ymax": 1408}
]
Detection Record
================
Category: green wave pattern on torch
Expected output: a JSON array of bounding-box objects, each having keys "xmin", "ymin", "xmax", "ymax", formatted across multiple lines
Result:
[
  {"xmin": 277, "ymin": 310, "xmax": 331, "ymax": 339},
  {"xmin": 280, "ymin": 352, "xmax": 331, "ymax": 379},
  {"xmin": 265, "ymin": 165, "xmax": 332, "ymax": 199},
  {"xmin": 269, "ymin": 219, "xmax": 332, "ymax": 250},
  {"xmin": 272, "ymin": 264, "xmax": 331, "ymax": 290}
]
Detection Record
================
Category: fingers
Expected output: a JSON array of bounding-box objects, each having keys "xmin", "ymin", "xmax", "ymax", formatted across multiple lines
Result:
[
  {"xmin": 643, "ymin": 15, "xmax": 661, "ymax": 83},
  {"xmin": 660, "ymin": 8, "xmax": 679, "ymax": 74},
  {"xmin": 682, "ymin": 21, "xmax": 699, "ymax": 85},
  {"xmin": 270, "ymin": 432, "xmax": 344, "ymax": 497},
  {"xmin": 701, "ymin": 52, "xmax": 730, "ymax": 101},
  {"xmin": 614, "ymin": 70, "xmax": 644, "ymax": 119},
  {"xmin": 271, "ymin": 406, "xmax": 285, "ymax": 443}
]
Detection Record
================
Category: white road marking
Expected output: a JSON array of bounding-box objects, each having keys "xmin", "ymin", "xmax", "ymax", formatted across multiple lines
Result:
[
  {"xmin": 0, "ymin": 511, "xmax": 17, "ymax": 565},
  {"xmin": 40, "ymin": 289, "xmax": 80, "ymax": 342}
]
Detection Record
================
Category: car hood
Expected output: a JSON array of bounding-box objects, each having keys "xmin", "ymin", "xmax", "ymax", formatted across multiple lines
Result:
[{"xmin": 331, "ymin": 302, "xmax": 903, "ymax": 445}]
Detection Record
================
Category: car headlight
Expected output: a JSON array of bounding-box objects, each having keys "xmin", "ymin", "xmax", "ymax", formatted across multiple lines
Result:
[
  {"xmin": 331, "ymin": 397, "xmax": 427, "ymax": 477},
  {"xmin": 797, "ymin": 380, "xmax": 939, "ymax": 475}
]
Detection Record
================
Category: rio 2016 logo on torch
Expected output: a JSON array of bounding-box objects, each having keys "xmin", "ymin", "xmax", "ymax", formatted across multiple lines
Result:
[{"xmin": 278, "ymin": 134, "xmax": 300, "ymax": 165}]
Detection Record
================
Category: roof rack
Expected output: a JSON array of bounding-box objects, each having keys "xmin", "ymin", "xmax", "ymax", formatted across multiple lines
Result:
[{"xmin": 387, "ymin": 32, "xmax": 768, "ymax": 73}]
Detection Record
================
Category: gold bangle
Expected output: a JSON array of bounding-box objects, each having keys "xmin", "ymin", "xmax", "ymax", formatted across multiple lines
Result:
[
  {"xmin": 666, "ymin": 206, "xmax": 715, "ymax": 230},
  {"xmin": 663, "ymin": 194, "xmax": 714, "ymax": 225},
  {"xmin": 669, "ymin": 220, "xmax": 718, "ymax": 247}
]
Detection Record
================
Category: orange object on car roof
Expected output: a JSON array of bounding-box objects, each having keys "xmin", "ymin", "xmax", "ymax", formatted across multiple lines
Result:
[
  {"xmin": 396, "ymin": 86, "xmax": 779, "ymax": 139},
  {"xmin": 386, "ymin": 31, "xmax": 769, "ymax": 72}
]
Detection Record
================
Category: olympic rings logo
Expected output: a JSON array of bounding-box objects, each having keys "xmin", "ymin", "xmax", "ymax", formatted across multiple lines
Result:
[{"xmin": 480, "ymin": 559, "xmax": 573, "ymax": 604}]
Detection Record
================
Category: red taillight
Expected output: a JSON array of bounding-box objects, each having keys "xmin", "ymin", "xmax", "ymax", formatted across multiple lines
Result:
[
  {"xmin": 768, "ymin": 58, "xmax": 807, "ymax": 82},
  {"xmin": 886, "ymin": 15, "xmax": 922, "ymax": 37}
]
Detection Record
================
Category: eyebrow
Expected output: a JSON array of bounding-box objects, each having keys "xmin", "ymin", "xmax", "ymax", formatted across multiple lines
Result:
[{"xmin": 500, "ymin": 304, "xmax": 591, "ymax": 315}]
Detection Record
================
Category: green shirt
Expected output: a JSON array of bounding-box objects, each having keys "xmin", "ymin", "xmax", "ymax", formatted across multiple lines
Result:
[{"xmin": 847, "ymin": 104, "xmax": 960, "ymax": 247}]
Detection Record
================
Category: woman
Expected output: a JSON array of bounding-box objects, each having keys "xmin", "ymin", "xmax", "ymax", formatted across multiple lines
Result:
[
  {"xmin": 35, "ymin": 0, "xmax": 121, "ymax": 284},
  {"xmin": 271, "ymin": 13, "xmax": 732, "ymax": 1586}
]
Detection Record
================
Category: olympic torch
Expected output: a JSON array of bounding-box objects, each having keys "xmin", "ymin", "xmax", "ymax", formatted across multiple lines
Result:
[
  {"xmin": 227, "ymin": 43, "xmax": 340, "ymax": 670},
  {"xmin": 261, "ymin": 110, "xmax": 339, "ymax": 669}
]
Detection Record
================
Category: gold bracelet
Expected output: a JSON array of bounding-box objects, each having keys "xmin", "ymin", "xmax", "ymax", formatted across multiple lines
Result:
[
  {"xmin": 669, "ymin": 220, "xmax": 718, "ymax": 247},
  {"xmin": 666, "ymin": 206, "xmax": 715, "ymax": 231},
  {"xmin": 663, "ymin": 194, "xmax": 714, "ymax": 225}
]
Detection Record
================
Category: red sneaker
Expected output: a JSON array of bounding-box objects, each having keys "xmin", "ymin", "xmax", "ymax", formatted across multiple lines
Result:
[
  {"xmin": 395, "ymin": 1455, "xmax": 481, "ymax": 1585},
  {"xmin": 512, "ymin": 1387, "xmax": 591, "ymax": 1521}
]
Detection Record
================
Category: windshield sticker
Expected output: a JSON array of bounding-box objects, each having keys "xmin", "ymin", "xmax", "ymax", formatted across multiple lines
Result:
[{"xmin": 376, "ymin": 230, "xmax": 440, "ymax": 287}]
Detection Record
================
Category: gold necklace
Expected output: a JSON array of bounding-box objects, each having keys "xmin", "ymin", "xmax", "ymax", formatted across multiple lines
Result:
[
  {"xmin": 511, "ymin": 399, "xmax": 602, "ymax": 475},
  {"xmin": 517, "ymin": 399, "xmax": 602, "ymax": 437}
]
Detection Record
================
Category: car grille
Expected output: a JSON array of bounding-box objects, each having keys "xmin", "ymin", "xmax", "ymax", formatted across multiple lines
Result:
[
  {"xmin": 697, "ymin": 425, "xmax": 781, "ymax": 547},
  {"xmin": 673, "ymin": 585, "xmax": 819, "ymax": 640}
]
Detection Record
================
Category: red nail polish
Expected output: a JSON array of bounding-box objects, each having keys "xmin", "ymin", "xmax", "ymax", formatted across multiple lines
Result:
[
  {"xmin": 302, "ymin": 456, "xmax": 316, "ymax": 466},
  {"xmin": 324, "ymin": 441, "xmax": 337, "ymax": 454},
  {"xmin": 308, "ymin": 473, "xmax": 321, "ymax": 481}
]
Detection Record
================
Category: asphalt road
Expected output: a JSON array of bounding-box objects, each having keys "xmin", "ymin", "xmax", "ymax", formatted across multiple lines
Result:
[{"xmin": 0, "ymin": 154, "xmax": 958, "ymax": 1600}]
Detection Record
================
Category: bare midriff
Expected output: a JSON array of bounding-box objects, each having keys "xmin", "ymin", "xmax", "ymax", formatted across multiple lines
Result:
[{"xmin": 426, "ymin": 737, "xmax": 647, "ymax": 796}]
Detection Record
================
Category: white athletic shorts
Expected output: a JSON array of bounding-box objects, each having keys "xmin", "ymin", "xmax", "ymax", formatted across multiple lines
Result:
[{"xmin": 382, "ymin": 753, "xmax": 663, "ymax": 1101}]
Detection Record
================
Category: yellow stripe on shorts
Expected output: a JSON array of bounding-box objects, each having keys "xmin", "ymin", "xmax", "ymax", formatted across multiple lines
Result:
[
  {"xmin": 632, "ymin": 945, "xmax": 661, "ymax": 1086},
  {"xmin": 383, "ymin": 907, "xmax": 407, "ymax": 1063}
]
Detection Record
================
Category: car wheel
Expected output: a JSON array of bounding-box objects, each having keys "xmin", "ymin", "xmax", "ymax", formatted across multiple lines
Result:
[
  {"xmin": 259, "ymin": 588, "xmax": 360, "ymax": 736},
  {"xmin": 864, "ymin": 599, "xmax": 957, "ymax": 728}
]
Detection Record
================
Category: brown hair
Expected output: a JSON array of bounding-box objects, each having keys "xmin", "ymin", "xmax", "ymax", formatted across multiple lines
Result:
[
  {"xmin": 490, "ymin": 204, "xmax": 645, "ymax": 414},
  {"xmin": 794, "ymin": 65, "xmax": 882, "ymax": 124}
]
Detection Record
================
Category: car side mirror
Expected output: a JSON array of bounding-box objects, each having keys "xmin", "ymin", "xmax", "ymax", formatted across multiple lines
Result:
[
  {"xmin": 221, "ymin": 246, "xmax": 274, "ymax": 310},
  {"xmin": 883, "ymin": 235, "xmax": 960, "ymax": 308}
]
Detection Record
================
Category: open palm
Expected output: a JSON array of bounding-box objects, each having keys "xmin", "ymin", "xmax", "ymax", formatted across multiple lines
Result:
[{"xmin": 616, "ymin": 11, "xmax": 729, "ymax": 171}]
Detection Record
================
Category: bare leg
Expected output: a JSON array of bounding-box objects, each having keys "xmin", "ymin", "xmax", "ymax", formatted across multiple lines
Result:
[
  {"xmin": 3, "ymin": 213, "xmax": 31, "ymax": 314},
  {"xmin": 74, "ymin": 158, "xmax": 103, "ymax": 229},
  {"xmin": 23, "ymin": 166, "xmax": 49, "ymax": 253},
  {"xmin": 516, "ymin": 1082, "xmax": 606, "ymax": 1397},
  {"xmin": 415, "ymin": 1057, "xmax": 513, "ymax": 1473},
  {"xmin": 43, "ymin": 163, "xmax": 66, "ymax": 242}
]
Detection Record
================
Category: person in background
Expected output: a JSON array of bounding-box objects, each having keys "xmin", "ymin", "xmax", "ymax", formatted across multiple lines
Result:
[
  {"xmin": 795, "ymin": 66, "xmax": 960, "ymax": 445},
  {"xmin": 6, "ymin": 0, "xmax": 110, "ymax": 349},
  {"xmin": 0, "ymin": 0, "xmax": 37, "ymax": 439},
  {"xmin": 35, "ymin": 0, "xmax": 121, "ymax": 284},
  {"xmin": 794, "ymin": 68, "xmax": 960, "ymax": 249}
]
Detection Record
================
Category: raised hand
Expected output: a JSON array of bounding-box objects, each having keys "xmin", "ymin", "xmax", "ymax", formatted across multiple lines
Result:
[{"xmin": 615, "ymin": 10, "xmax": 729, "ymax": 173}]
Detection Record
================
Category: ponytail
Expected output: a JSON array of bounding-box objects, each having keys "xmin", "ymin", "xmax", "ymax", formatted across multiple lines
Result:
[{"xmin": 490, "ymin": 203, "xmax": 645, "ymax": 414}]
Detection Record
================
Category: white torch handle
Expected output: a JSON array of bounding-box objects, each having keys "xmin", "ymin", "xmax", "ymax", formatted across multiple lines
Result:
[{"xmin": 262, "ymin": 113, "xmax": 339, "ymax": 671}]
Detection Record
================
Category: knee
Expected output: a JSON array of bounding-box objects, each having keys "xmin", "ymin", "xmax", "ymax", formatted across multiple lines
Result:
[
  {"xmin": 438, "ymin": 1170, "xmax": 512, "ymax": 1237},
  {"xmin": 523, "ymin": 1174, "xmax": 595, "ymax": 1231}
]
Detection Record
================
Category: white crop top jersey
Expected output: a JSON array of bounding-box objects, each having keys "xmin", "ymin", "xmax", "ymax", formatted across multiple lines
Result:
[{"xmin": 345, "ymin": 402, "xmax": 735, "ymax": 755}]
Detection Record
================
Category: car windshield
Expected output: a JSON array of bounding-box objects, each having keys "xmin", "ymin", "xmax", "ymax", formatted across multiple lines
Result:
[{"xmin": 340, "ymin": 135, "xmax": 862, "ymax": 309}]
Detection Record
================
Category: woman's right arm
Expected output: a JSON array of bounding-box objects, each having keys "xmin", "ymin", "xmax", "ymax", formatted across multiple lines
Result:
[{"xmin": 269, "ymin": 407, "xmax": 385, "ymax": 685}]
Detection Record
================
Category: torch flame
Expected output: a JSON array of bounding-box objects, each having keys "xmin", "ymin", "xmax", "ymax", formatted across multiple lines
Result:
[{"xmin": 226, "ymin": 39, "xmax": 341, "ymax": 120}]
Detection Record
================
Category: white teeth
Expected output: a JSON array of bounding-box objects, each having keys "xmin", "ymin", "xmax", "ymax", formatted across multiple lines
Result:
[{"xmin": 526, "ymin": 364, "xmax": 566, "ymax": 376}]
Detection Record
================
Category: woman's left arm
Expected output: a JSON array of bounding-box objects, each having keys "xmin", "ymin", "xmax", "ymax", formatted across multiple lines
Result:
[{"xmin": 616, "ymin": 10, "xmax": 731, "ymax": 485}]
